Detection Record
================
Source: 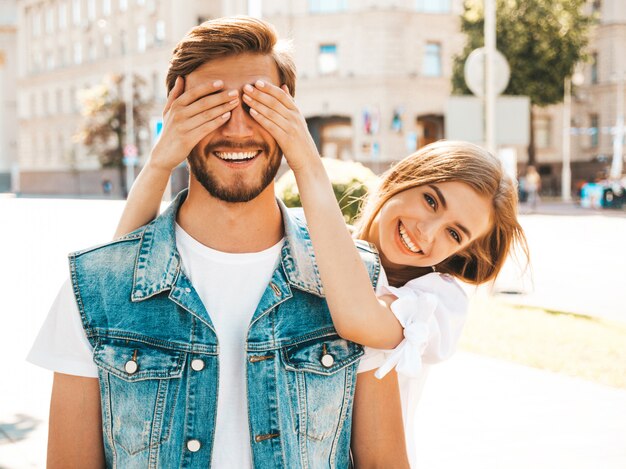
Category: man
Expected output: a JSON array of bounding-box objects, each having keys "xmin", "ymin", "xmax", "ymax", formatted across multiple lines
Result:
[{"xmin": 28, "ymin": 17, "xmax": 409, "ymax": 468}]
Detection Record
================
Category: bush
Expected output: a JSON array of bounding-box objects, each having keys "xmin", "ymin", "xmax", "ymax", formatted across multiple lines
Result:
[{"xmin": 276, "ymin": 158, "xmax": 379, "ymax": 224}]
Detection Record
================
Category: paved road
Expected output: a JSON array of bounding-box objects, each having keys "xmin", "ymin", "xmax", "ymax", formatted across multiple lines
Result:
[
  {"xmin": 493, "ymin": 208, "xmax": 626, "ymax": 322},
  {"xmin": 1, "ymin": 197, "xmax": 625, "ymax": 468}
]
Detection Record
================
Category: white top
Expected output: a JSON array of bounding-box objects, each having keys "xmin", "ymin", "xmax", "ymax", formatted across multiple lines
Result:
[
  {"xmin": 27, "ymin": 224, "xmax": 385, "ymax": 469},
  {"xmin": 376, "ymin": 272, "xmax": 469, "ymax": 469}
]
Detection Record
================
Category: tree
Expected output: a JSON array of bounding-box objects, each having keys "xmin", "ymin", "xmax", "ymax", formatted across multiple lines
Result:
[
  {"xmin": 451, "ymin": 0, "xmax": 594, "ymax": 164},
  {"xmin": 76, "ymin": 74, "xmax": 152, "ymax": 195}
]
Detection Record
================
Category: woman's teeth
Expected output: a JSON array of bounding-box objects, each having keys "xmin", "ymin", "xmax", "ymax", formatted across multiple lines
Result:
[
  {"xmin": 214, "ymin": 151, "xmax": 259, "ymax": 161},
  {"xmin": 399, "ymin": 222, "xmax": 422, "ymax": 254}
]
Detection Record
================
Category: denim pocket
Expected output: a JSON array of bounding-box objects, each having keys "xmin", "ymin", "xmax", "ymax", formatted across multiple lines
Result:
[
  {"xmin": 281, "ymin": 336, "xmax": 363, "ymax": 442},
  {"xmin": 94, "ymin": 337, "xmax": 185, "ymax": 455}
]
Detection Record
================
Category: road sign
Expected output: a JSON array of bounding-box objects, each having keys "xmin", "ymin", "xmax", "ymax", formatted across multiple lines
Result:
[{"xmin": 464, "ymin": 47, "xmax": 511, "ymax": 98}]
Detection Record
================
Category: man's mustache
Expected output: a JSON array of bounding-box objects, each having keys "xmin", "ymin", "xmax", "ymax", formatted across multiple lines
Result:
[{"xmin": 204, "ymin": 140, "xmax": 271, "ymax": 155}]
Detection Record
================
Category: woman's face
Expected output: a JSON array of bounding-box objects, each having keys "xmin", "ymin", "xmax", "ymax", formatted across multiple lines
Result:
[{"xmin": 369, "ymin": 181, "xmax": 493, "ymax": 269}]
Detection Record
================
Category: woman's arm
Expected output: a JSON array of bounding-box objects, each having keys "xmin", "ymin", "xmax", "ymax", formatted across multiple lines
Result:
[
  {"xmin": 114, "ymin": 76, "xmax": 241, "ymax": 238},
  {"xmin": 351, "ymin": 369, "xmax": 410, "ymax": 468},
  {"xmin": 244, "ymin": 82, "xmax": 403, "ymax": 349},
  {"xmin": 48, "ymin": 373, "xmax": 105, "ymax": 468}
]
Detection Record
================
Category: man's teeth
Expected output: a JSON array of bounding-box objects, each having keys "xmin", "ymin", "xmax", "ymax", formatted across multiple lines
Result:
[
  {"xmin": 399, "ymin": 222, "xmax": 422, "ymax": 254},
  {"xmin": 215, "ymin": 151, "xmax": 259, "ymax": 161}
]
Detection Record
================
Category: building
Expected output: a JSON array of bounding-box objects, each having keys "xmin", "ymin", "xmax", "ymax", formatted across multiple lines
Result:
[
  {"xmin": 16, "ymin": 0, "xmax": 622, "ymax": 196},
  {"xmin": 264, "ymin": 0, "xmax": 466, "ymax": 173},
  {"xmin": 0, "ymin": 0, "xmax": 17, "ymax": 192},
  {"xmin": 16, "ymin": 0, "xmax": 247, "ymax": 196},
  {"xmin": 516, "ymin": 0, "xmax": 625, "ymax": 195}
]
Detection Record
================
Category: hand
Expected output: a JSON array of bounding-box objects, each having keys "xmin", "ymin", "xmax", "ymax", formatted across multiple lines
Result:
[
  {"xmin": 242, "ymin": 81, "xmax": 320, "ymax": 173},
  {"xmin": 147, "ymin": 76, "xmax": 241, "ymax": 173}
]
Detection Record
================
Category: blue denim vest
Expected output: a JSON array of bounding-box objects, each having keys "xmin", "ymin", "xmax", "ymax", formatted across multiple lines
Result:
[{"xmin": 69, "ymin": 191, "xmax": 380, "ymax": 468}]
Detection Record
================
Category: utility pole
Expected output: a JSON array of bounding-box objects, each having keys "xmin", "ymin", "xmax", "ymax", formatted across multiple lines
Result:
[
  {"xmin": 484, "ymin": 0, "xmax": 496, "ymax": 155},
  {"xmin": 610, "ymin": 73, "xmax": 624, "ymax": 179},
  {"xmin": 562, "ymin": 77, "xmax": 572, "ymax": 201},
  {"xmin": 123, "ymin": 8, "xmax": 137, "ymax": 196}
]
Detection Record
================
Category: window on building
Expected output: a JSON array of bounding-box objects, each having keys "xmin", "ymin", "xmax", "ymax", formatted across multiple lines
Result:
[
  {"xmin": 32, "ymin": 11, "xmax": 42, "ymax": 37},
  {"xmin": 103, "ymin": 0, "xmax": 111, "ymax": 16},
  {"xmin": 58, "ymin": 45, "xmax": 66, "ymax": 67},
  {"xmin": 318, "ymin": 44, "xmax": 338, "ymax": 75},
  {"xmin": 56, "ymin": 89, "xmax": 63, "ymax": 114},
  {"xmin": 155, "ymin": 20, "xmax": 165, "ymax": 45},
  {"xmin": 591, "ymin": 52, "xmax": 598, "ymax": 84},
  {"xmin": 30, "ymin": 94, "xmax": 36, "ymax": 118},
  {"xmin": 535, "ymin": 116, "xmax": 552, "ymax": 149},
  {"xmin": 88, "ymin": 40, "xmax": 97, "ymax": 61},
  {"xmin": 103, "ymin": 34, "xmax": 112, "ymax": 58},
  {"xmin": 69, "ymin": 86, "xmax": 77, "ymax": 112},
  {"xmin": 73, "ymin": 42, "xmax": 82, "ymax": 64},
  {"xmin": 46, "ymin": 50, "xmax": 55, "ymax": 70},
  {"xmin": 137, "ymin": 25, "xmax": 147, "ymax": 52},
  {"xmin": 120, "ymin": 0, "xmax": 128, "ymax": 12},
  {"xmin": 416, "ymin": 0, "xmax": 451, "ymax": 13},
  {"xmin": 45, "ymin": 7, "xmax": 55, "ymax": 34},
  {"xmin": 590, "ymin": 114, "xmax": 599, "ymax": 147},
  {"xmin": 120, "ymin": 29, "xmax": 127, "ymax": 55},
  {"xmin": 87, "ymin": 0, "xmax": 96, "ymax": 21},
  {"xmin": 58, "ymin": 2, "xmax": 67, "ymax": 30},
  {"xmin": 423, "ymin": 42, "xmax": 442, "ymax": 77},
  {"xmin": 72, "ymin": 0, "xmax": 81, "ymax": 26},
  {"xmin": 42, "ymin": 91, "xmax": 49, "ymax": 116},
  {"xmin": 309, "ymin": 0, "xmax": 347, "ymax": 14}
]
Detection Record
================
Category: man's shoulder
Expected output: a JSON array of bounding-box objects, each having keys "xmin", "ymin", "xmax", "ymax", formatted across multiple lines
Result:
[{"xmin": 69, "ymin": 225, "xmax": 147, "ymax": 262}]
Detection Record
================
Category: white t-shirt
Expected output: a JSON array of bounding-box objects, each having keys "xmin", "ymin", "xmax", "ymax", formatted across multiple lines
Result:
[{"xmin": 27, "ymin": 224, "xmax": 385, "ymax": 468}]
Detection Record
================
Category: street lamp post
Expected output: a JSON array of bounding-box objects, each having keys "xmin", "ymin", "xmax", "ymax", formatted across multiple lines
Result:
[
  {"xmin": 562, "ymin": 77, "xmax": 572, "ymax": 201},
  {"xmin": 123, "ymin": 10, "xmax": 137, "ymax": 196},
  {"xmin": 610, "ymin": 73, "xmax": 624, "ymax": 180},
  {"xmin": 484, "ymin": 0, "xmax": 496, "ymax": 155}
]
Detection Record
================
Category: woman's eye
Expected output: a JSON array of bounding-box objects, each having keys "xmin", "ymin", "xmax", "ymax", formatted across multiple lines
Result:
[
  {"xmin": 424, "ymin": 194, "xmax": 437, "ymax": 210},
  {"xmin": 448, "ymin": 229, "xmax": 461, "ymax": 244}
]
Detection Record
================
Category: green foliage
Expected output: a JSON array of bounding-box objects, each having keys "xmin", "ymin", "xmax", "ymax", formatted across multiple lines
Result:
[
  {"xmin": 76, "ymin": 74, "xmax": 152, "ymax": 170},
  {"xmin": 275, "ymin": 158, "xmax": 379, "ymax": 224},
  {"xmin": 452, "ymin": 0, "xmax": 594, "ymax": 107}
]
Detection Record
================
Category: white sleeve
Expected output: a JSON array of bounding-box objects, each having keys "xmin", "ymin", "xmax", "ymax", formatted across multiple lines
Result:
[
  {"xmin": 26, "ymin": 278, "xmax": 99, "ymax": 378},
  {"xmin": 356, "ymin": 266, "xmax": 390, "ymax": 373},
  {"xmin": 373, "ymin": 273, "xmax": 468, "ymax": 380}
]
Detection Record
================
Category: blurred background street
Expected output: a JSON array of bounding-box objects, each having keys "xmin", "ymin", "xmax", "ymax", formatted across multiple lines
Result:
[
  {"xmin": 3, "ymin": 0, "xmax": 626, "ymax": 467},
  {"xmin": 1, "ymin": 196, "xmax": 625, "ymax": 468}
]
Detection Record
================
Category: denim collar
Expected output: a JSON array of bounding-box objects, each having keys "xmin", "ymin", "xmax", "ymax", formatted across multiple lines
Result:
[{"xmin": 131, "ymin": 189, "xmax": 324, "ymax": 302}]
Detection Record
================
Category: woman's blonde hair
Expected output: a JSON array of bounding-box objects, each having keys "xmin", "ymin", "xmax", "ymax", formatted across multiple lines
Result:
[
  {"xmin": 166, "ymin": 16, "xmax": 296, "ymax": 97},
  {"xmin": 354, "ymin": 140, "xmax": 528, "ymax": 287}
]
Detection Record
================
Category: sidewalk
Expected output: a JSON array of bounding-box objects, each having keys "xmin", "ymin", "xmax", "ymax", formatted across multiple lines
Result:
[{"xmin": 2, "ymin": 352, "xmax": 625, "ymax": 468}]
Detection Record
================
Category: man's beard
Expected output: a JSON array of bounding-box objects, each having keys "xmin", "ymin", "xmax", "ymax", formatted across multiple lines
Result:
[{"xmin": 188, "ymin": 140, "xmax": 282, "ymax": 203}]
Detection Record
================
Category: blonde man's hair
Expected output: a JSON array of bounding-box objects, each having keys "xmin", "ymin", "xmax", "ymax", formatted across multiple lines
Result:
[{"xmin": 166, "ymin": 16, "xmax": 296, "ymax": 97}]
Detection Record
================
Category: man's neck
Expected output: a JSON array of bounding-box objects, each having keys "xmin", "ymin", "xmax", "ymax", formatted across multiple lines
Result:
[{"xmin": 177, "ymin": 181, "xmax": 283, "ymax": 254}]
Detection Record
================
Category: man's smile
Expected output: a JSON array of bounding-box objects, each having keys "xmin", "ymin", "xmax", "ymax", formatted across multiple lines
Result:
[{"xmin": 213, "ymin": 150, "xmax": 262, "ymax": 162}]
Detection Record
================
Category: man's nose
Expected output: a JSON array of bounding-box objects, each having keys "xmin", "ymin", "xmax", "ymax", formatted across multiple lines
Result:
[{"xmin": 221, "ymin": 95, "xmax": 254, "ymax": 139}]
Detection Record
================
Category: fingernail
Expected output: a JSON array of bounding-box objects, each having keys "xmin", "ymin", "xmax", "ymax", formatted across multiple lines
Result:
[
  {"xmin": 228, "ymin": 89, "xmax": 238, "ymax": 97},
  {"xmin": 244, "ymin": 84, "xmax": 254, "ymax": 93},
  {"xmin": 222, "ymin": 111, "xmax": 231, "ymax": 119},
  {"xmin": 242, "ymin": 94, "xmax": 251, "ymax": 101},
  {"xmin": 213, "ymin": 80, "xmax": 224, "ymax": 87},
  {"xmin": 250, "ymin": 108, "xmax": 258, "ymax": 116},
  {"xmin": 229, "ymin": 98, "xmax": 239, "ymax": 105},
  {"xmin": 255, "ymin": 80, "xmax": 265, "ymax": 88}
]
